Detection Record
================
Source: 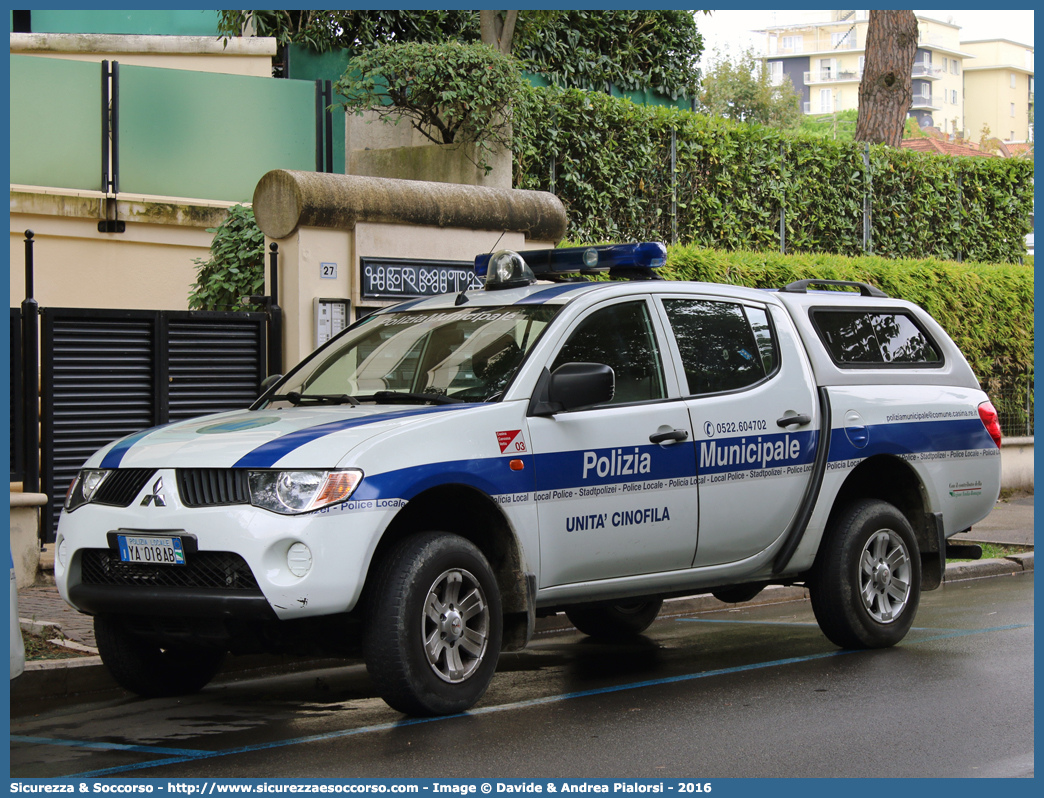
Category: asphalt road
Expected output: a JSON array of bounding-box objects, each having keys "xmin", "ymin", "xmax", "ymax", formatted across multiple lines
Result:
[{"xmin": 11, "ymin": 571, "xmax": 1033, "ymax": 780}]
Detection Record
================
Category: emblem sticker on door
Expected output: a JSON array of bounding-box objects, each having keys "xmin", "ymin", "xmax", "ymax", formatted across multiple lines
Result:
[{"xmin": 496, "ymin": 429, "xmax": 527, "ymax": 454}]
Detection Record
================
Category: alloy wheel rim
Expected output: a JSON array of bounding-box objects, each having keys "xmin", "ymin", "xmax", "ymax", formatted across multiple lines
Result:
[
  {"xmin": 858, "ymin": 529, "xmax": 912, "ymax": 623},
  {"xmin": 422, "ymin": 568, "xmax": 489, "ymax": 683}
]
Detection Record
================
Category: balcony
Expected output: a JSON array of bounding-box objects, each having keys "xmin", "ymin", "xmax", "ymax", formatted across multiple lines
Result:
[
  {"xmin": 803, "ymin": 100, "xmax": 836, "ymax": 114},
  {"xmin": 804, "ymin": 68, "xmax": 862, "ymax": 84},
  {"xmin": 911, "ymin": 62, "xmax": 944, "ymax": 79},
  {"xmin": 910, "ymin": 93, "xmax": 942, "ymax": 111}
]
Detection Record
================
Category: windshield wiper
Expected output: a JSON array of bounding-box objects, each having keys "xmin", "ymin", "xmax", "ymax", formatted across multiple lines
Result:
[
  {"xmin": 360, "ymin": 391, "xmax": 464, "ymax": 405},
  {"xmin": 275, "ymin": 392, "xmax": 361, "ymax": 406}
]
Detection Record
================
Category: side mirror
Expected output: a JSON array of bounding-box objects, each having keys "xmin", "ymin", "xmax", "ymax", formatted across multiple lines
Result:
[
  {"xmin": 259, "ymin": 374, "xmax": 283, "ymax": 397},
  {"xmin": 530, "ymin": 363, "xmax": 615, "ymax": 415}
]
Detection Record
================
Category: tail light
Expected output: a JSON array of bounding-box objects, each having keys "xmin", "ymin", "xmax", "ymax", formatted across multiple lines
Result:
[{"xmin": 978, "ymin": 401, "xmax": 1002, "ymax": 448}]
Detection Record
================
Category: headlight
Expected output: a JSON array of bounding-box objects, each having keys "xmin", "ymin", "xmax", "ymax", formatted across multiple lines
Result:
[
  {"xmin": 64, "ymin": 469, "xmax": 111, "ymax": 512},
  {"xmin": 247, "ymin": 469, "xmax": 363, "ymax": 515}
]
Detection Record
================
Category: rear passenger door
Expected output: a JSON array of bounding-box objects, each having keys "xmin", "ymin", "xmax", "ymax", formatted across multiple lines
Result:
[{"xmin": 656, "ymin": 296, "xmax": 819, "ymax": 566}]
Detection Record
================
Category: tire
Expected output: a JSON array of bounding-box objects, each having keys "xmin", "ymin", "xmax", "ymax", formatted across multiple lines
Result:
[
  {"xmin": 93, "ymin": 615, "xmax": 225, "ymax": 698},
  {"xmin": 364, "ymin": 532, "xmax": 502, "ymax": 716},
  {"xmin": 810, "ymin": 499, "xmax": 921, "ymax": 649},
  {"xmin": 565, "ymin": 598, "xmax": 663, "ymax": 640}
]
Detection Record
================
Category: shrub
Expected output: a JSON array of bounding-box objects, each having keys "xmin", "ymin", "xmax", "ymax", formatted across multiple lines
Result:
[
  {"xmin": 335, "ymin": 42, "xmax": 525, "ymax": 174},
  {"xmin": 188, "ymin": 205, "xmax": 265, "ymax": 312}
]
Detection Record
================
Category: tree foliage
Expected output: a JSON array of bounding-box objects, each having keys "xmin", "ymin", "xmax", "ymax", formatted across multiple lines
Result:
[
  {"xmin": 217, "ymin": 10, "xmax": 478, "ymax": 52},
  {"xmin": 334, "ymin": 42, "xmax": 525, "ymax": 173},
  {"xmin": 698, "ymin": 48, "xmax": 801, "ymax": 128},
  {"xmin": 217, "ymin": 9, "xmax": 704, "ymax": 99},
  {"xmin": 188, "ymin": 205, "xmax": 265, "ymax": 312},
  {"xmin": 512, "ymin": 10, "xmax": 703, "ymax": 98}
]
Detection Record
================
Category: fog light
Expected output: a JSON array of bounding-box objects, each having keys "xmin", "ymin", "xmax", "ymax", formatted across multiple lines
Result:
[
  {"xmin": 287, "ymin": 542, "xmax": 312, "ymax": 577},
  {"xmin": 57, "ymin": 539, "xmax": 68, "ymax": 567}
]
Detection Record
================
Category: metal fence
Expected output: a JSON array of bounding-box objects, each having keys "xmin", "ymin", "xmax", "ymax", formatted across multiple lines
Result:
[{"xmin": 993, "ymin": 377, "xmax": 1034, "ymax": 438}]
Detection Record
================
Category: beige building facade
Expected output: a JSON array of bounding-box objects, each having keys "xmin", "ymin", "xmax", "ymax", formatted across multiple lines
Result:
[
  {"xmin": 962, "ymin": 39, "xmax": 1034, "ymax": 143},
  {"xmin": 758, "ymin": 11, "xmax": 973, "ymax": 137}
]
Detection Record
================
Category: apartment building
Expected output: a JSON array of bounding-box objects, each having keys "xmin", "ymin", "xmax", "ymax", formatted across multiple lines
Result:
[
  {"xmin": 758, "ymin": 11, "xmax": 970, "ymax": 136},
  {"xmin": 961, "ymin": 39, "xmax": 1034, "ymax": 143}
]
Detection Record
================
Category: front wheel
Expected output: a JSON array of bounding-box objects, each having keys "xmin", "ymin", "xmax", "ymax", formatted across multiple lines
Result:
[
  {"xmin": 94, "ymin": 615, "xmax": 225, "ymax": 698},
  {"xmin": 810, "ymin": 499, "xmax": 921, "ymax": 649},
  {"xmin": 565, "ymin": 598, "xmax": 664, "ymax": 640},
  {"xmin": 364, "ymin": 532, "xmax": 502, "ymax": 716}
]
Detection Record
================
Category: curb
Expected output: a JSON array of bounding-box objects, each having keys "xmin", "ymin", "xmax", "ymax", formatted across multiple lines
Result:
[{"xmin": 11, "ymin": 557, "xmax": 1032, "ymax": 710}]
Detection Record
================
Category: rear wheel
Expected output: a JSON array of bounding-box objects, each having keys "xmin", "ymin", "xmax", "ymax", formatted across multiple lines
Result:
[
  {"xmin": 94, "ymin": 615, "xmax": 225, "ymax": 697},
  {"xmin": 565, "ymin": 598, "xmax": 663, "ymax": 640},
  {"xmin": 810, "ymin": 499, "xmax": 921, "ymax": 649},
  {"xmin": 364, "ymin": 532, "xmax": 502, "ymax": 715}
]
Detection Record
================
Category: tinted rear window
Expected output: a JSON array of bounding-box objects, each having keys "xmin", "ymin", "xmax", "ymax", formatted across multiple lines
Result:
[{"xmin": 812, "ymin": 310, "xmax": 941, "ymax": 366}]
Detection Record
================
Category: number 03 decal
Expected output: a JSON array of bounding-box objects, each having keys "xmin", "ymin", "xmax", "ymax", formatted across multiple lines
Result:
[{"xmin": 496, "ymin": 429, "xmax": 527, "ymax": 454}]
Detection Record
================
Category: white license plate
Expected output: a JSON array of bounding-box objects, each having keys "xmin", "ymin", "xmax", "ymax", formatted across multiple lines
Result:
[{"xmin": 117, "ymin": 534, "xmax": 186, "ymax": 566}]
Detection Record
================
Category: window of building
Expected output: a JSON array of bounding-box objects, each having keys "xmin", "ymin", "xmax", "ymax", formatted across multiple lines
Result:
[
  {"xmin": 767, "ymin": 60, "xmax": 783, "ymax": 86},
  {"xmin": 820, "ymin": 88, "xmax": 832, "ymax": 113},
  {"xmin": 941, "ymin": 57, "xmax": 948, "ymax": 72},
  {"xmin": 1011, "ymin": 73, "xmax": 1017, "ymax": 88},
  {"xmin": 1012, "ymin": 103, "xmax": 1017, "ymax": 117},
  {"xmin": 858, "ymin": 55, "xmax": 865, "ymax": 74},
  {"xmin": 951, "ymin": 60, "xmax": 960, "ymax": 75},
  {"xmin": 830, "ymin": 31, "xmax": 852, "ymax": 49},
  {"xmin": 781, "ymin": 35, "xmax": 803, "ymax": 53},
  {"xmin": 952, "ymin": 89, "xmax": 958, "ymax": 104}
]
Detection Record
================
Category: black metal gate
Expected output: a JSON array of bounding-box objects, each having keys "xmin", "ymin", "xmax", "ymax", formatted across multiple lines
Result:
[{"xmin": 38, "ymin": 308, "xmax": 268, "ymax": 540}]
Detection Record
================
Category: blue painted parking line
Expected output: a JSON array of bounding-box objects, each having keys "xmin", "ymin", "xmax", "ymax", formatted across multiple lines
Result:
[
  {"xmin": 38, "ymin": 622, "xmax": 1027, "ymax": 778},
  {"xmin": 677, "ymin": 618, "xmax": 963, "ymax": 632},
  {"xmin": 11, "ymin": 735, "xmax": 206, "ymax": 757}
]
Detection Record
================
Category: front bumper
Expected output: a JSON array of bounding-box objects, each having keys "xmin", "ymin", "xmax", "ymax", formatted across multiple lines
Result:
[{"xmin": 55, "ymin": 469, "xmax": 395, "ymax": 621}]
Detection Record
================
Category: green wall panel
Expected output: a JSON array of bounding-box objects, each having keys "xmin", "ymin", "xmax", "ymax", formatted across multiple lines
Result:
[
  {"xmin": 285, "ymin": 44, "xmax": 354, "ymax": 175},
  {"xmin": 28, "ymin": 10, "xmax": 220, "ymax": 36},
  {"xmin": 9, "ymin": 55, "xmax": 102, "ymax": 191},
  {"xmin": 119, "ymin": 66, "xmax": 316, "ymax": 203}
]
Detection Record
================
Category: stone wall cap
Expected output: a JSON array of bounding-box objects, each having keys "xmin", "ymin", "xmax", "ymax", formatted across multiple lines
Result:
[
  {"xmin": 253, "ymin": 170, "xmax": 568, "ymax": 243},
  {"xmin": 1001, "ymin": 436, "xmax": 1033, "ymax": 446},
  {"xmin": 10, "ymin": 492, "xmax": 48, "ymax": 507},
  {"xmin": 11, "ymin": 32, "xmax": 277, "ymax": 56}
]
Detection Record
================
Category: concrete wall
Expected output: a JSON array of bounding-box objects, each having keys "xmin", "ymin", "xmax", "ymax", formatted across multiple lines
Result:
[
  {"xmin": 346, "ymin": 110, "xmax": 512, "ymax": 190},
  {"xmin": 268, "ymin": 223, "xmax": 553, "ymax": 367},
  {"xmin": 10, "ymin": 189, "xmax": 233, "ymax": 311},
  {"xmin": 10, "ymin": 32, "xmax": 276, "ymax": 77},
  {"xmin": 10, "ymin": 493, "xmax": 45, "ymax": 589},
  {"xmin": 1001, "ymin": 437, "xmax": 1034, "ymax": 491}
]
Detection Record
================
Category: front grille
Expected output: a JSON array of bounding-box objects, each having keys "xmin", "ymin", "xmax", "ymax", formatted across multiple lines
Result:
[
  {"xmin": 96, "ymin": 469, "xmax": 156, "ymax": 507},
  {"xmin": 80, "ymin": 548, "xmax": 259, "ymax": 590},
  {"xmin": 177, "ymin": 469, "xmax": 249, "ymax": 507}
]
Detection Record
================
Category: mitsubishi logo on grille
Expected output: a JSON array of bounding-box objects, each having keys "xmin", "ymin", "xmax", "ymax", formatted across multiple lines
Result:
[{"xmin": 141, "ymin": 477, "xmax": 167, "ymax": 507}]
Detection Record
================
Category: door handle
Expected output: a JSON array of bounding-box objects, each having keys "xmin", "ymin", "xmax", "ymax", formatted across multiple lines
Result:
[
  {"xmin": 649, "ymin": 428, "xmax": 689, "ymax": 444},
  {"xmin": 777, "ymin": 413, "xmax": 812, "ymax": 428}
]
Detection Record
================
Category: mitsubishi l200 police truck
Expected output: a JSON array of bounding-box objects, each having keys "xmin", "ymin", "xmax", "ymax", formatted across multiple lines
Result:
[{"xmin": 55, "ymin": 242, "xmax": 1003, "ymax": 715}]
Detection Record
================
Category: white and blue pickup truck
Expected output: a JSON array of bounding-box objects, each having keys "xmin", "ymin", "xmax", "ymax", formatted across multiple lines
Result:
[{"xmin": 55, "ymin": 242, "xmax": 1002, "ymax": 715}]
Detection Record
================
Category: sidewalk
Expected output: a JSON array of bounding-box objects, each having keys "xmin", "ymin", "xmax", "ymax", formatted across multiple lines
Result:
[{"xmin": 14, "ymin": 492, "xmax": 1033, "ymax": 704}]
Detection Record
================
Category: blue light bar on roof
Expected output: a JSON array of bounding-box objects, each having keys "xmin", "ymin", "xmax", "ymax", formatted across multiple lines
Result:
[{"xmin": 475, "ymin": 242, "xmax": 667, "ymax": 278}]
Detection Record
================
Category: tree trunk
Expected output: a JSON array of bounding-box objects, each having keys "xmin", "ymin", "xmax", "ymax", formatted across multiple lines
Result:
[
  {"xmin": 480, "ymin": 10, "xmax": 518, "ymax": 56},
  {"xmin": 855, "ymin": 10, "xmax": 919, "ymax": 146}
]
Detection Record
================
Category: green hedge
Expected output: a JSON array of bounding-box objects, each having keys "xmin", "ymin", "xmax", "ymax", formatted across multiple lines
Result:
[
  {"xmin": 657, "ymin": 244, "xmax": 1033, "ymax": 433},
  {"xmin": 513, "ymin": 86, "xmax": 1034, "ymax": 264}
]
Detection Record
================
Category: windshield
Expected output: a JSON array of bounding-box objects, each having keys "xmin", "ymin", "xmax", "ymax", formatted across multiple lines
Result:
[{"xmin": 266, "ymin": 305, "xmax": 560, "ymax": 406}]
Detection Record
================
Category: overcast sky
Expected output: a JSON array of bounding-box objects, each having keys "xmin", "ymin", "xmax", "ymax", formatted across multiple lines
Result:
[{"xmin": 698, "ymin": 9, "xmax": 1035, "ymax": 62}]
